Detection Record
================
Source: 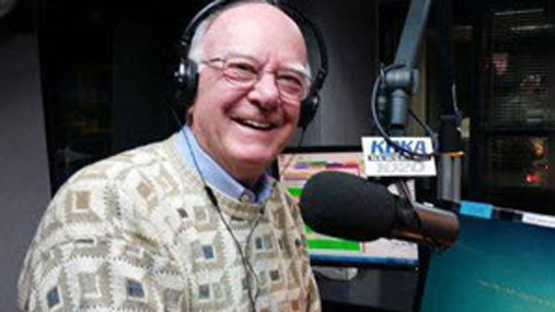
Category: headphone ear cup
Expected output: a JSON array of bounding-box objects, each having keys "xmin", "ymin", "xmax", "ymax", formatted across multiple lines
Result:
[
  {"xmin": 174, "ymin": 59, "xmax": 199, "ymax": 114},
  {"xmin": 298, "ymin": 92, "xmax": 320, "ymax": 129}
]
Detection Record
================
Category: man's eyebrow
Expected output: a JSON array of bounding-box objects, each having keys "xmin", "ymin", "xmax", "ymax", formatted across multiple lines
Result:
[
  {"xmin": 284, "ymin": 63, "xmax": 312, "ymax": 80},
  {"xmin": 222, "ymin": 52, "xmax": 259, "ymax": 62},
  {"xmin": 224, "ymin": 51, "xmax": 312, "ymax": 79}
]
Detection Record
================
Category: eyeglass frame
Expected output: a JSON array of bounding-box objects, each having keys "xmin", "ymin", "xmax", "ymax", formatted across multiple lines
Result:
[{"xmin": 200, "ymin": 54, "xmax": 312, "ymax": 103}]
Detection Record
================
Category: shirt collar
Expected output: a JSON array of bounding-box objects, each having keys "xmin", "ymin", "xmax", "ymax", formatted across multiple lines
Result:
[{"xmin": 176, "ymin": 125, "xmax": 273, "ymax": 204}]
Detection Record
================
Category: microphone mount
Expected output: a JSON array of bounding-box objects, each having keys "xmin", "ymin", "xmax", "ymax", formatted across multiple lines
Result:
[
  {"xmin": 383, "ymin": 66, "xmax": 420, "ymax": 136},
  {"xmin": 372, "ymin": 0, "xmax": 437, "ymax": 159},
  {"xmin": 375, "ymin": 0, "xmax": 432, "ymax": 136}
]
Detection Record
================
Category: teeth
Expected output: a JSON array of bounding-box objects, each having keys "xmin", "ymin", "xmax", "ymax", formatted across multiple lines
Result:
[{"xmin": 240, "ymin": 119, "xmax": 273, "ymax": 130}]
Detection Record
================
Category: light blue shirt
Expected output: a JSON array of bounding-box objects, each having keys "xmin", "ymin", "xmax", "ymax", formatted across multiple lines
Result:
[{"xmin": 176, "ymin": 126, "xmax": 274, "ymax": 204}]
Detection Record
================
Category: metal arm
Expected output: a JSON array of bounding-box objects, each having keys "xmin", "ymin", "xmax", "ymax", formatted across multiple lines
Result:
[{"xmin": 384, "ymin": 0, "xmax": 433, "ymax": 135}]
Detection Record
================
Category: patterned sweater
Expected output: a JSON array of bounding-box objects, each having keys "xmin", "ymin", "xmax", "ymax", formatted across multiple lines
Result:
[{"xmin": 18, "ymin": 134, "xmax": 321, "ymax": 312}]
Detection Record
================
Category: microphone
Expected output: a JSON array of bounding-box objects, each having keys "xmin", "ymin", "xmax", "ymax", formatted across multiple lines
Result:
[{"xmin": 299, "ymin": 171, "xmax": 459, "ymax": 249}]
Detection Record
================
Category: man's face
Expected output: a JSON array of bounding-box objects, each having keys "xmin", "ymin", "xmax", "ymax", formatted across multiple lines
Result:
[{"xmin": 190, "ymin": 4, "xmax": 309, "ymax": 185}]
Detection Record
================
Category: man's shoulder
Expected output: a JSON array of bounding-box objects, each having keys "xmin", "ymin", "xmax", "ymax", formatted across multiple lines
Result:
[
  {"xmin": 70, "ymin": 136, "xmax": 175, "ymax": 183},
  {"xmin": 268, "ymin": 181, "xmax": 305, "ymax": 227},
  {"xmin": 62, "ymin": 137, "xmax": 182, "ymax": 188},
  {"xmin": 37, "ymin": 135, "xmax": 183, "ymax": 247},
  {"xmin": 18, "ymin": 136, "xmax": 187, "ymax": 312},
  {"xmin": 273, "ymin": 181, "xmax": 297, "ymax": 208},
  {"xmin": 49, "ymin": 135, "xmax": 183, "ymax": 223}
]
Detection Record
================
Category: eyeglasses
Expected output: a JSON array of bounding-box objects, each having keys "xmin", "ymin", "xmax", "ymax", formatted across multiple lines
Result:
[{"xmin": 201, "ymin": 55, "xmax": 311, "ymax": 103}]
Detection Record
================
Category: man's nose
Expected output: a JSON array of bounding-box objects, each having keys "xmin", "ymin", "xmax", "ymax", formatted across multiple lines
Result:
[{"xmin": 248, "ymin": 73, "xmax": 281, "ymax": 110}]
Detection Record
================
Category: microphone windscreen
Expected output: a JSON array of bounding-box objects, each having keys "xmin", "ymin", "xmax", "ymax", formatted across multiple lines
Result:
[{"xmin": 299, "ymin": 171, "xmax": 397, "ymax": 241}]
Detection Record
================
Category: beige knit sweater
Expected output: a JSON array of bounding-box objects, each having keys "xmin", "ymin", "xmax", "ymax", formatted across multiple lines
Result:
[{"xmin": 18, "ymin": 134, "xmax": 320, "ymax": 312}]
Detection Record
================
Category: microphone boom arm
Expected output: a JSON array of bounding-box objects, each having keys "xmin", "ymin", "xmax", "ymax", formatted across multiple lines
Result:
[{"xmin": 383, "ymin": 0, "xmax": 433, "ymax": 134}]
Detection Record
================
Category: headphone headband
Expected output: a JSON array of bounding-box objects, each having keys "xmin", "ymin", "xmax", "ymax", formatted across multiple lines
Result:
[{"xmin": 174, "ymin": 0, "xmax": 328, "ymax": 130}]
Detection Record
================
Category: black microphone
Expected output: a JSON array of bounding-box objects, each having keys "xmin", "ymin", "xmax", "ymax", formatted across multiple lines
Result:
[{"xmin": 299, "ymin": 171, "xmax": 459, "ymax": 249}]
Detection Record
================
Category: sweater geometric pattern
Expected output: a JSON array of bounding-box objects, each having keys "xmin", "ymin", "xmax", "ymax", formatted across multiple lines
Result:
[{"xmin": 18, "ymin": 134, "xmax": 321, "ymax": 312}]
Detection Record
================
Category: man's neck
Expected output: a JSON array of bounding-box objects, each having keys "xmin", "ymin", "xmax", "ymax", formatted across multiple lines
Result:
[
  {"xmin": 179, "ymin": 125, "xmax": 274, "ymax": 203},
  {"xmin": 189, "ymin": 126, "xmax": 267, "ymax": 188}
]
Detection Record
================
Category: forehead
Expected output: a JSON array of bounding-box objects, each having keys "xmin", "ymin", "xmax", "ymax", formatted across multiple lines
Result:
[{"xmin": 202, "ymin": 3, "xmax": 308, "ymax": 66}]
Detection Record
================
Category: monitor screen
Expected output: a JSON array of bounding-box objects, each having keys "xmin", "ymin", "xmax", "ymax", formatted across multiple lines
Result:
[
  {"xmin": 420, "ymin": 209, "xmax": 555, "ymax": 312},
  {"xmin": 277, "ymin": 147, "xmax": 418, "ymax": 267}
]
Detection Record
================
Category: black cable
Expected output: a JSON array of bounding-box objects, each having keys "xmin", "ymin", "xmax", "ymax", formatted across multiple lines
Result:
[
  {"xmin": 170, "ymin": 108, "xmax": 259, "ymax": 312},
  {"xmin": 170, "ymin": 91, "xmax": 310, "ymax": 311},
  {"xmin": 408, "ymin": 109, "xmax": 439, "ymax": 150},
  {"xmin": 171, "ymin": 110, "xmax": 206, "ymax": 184},
  {"xmin": 370, "ymin": 64, "xmax": 452, "ymax": 250},
  {"xmin": 371, "ymin": 64, "xmax": 439, "ymax": 160},
  {"xmin": 244, "ymin": 209, "xmax": 264, "ymax": 301},
  {"xmin": 205, "ymin": 186, "xmax": 261, "ymax": 310},
  {"xmin": 278, "ymin": 129, "xmax": 307, "ymax": 179}
]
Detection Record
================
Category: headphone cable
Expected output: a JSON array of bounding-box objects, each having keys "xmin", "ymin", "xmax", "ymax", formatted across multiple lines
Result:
[{"xmin": 170, "ymin": 108, "xmax": 259, "ymax": 312}]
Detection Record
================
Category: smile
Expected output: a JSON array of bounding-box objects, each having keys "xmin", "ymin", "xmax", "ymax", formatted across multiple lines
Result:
[{"xmin": 233, "ymin": 118, "xmax": 275, "ymax": 131}]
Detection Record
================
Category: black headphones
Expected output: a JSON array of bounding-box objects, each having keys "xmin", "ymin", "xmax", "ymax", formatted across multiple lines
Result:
[{"xmin": 173, "ymin": 0, "xmax": 328, "ymax": 130}]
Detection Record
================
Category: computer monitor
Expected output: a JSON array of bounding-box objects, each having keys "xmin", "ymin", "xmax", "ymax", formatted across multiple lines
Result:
[
  {"xmin": 277, "ymin": 146, "xmax": 418, "ymax": 268},
  {"xmin": 419, "ymin": 203, "xmax": 555, "ymax": 312}
]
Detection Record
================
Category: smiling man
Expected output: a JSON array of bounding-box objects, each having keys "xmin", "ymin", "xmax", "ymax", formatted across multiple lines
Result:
[
  {"xmin": 18, "ymin": 1, "xmax": 322, "ymax": 312},
  {"xmin": 188, "ymin": 2, "xmax": 310, "ymax": 187}
]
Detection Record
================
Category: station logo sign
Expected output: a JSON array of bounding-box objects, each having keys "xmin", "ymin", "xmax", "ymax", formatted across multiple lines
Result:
[{"xmin": 362, "ymin": 137, "xmax": 436, "ymax": 177}]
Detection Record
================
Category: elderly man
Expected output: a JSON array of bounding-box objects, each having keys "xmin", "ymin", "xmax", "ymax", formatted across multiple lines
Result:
[{"xmin": 18, "ymin": 1, "xmax": 321, "ymax": 312}]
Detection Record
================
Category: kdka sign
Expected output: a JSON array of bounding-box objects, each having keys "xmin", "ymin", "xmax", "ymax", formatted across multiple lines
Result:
[{"xmin": 361, "ymin": 137, "xmax": 437, "ymax": 177}]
